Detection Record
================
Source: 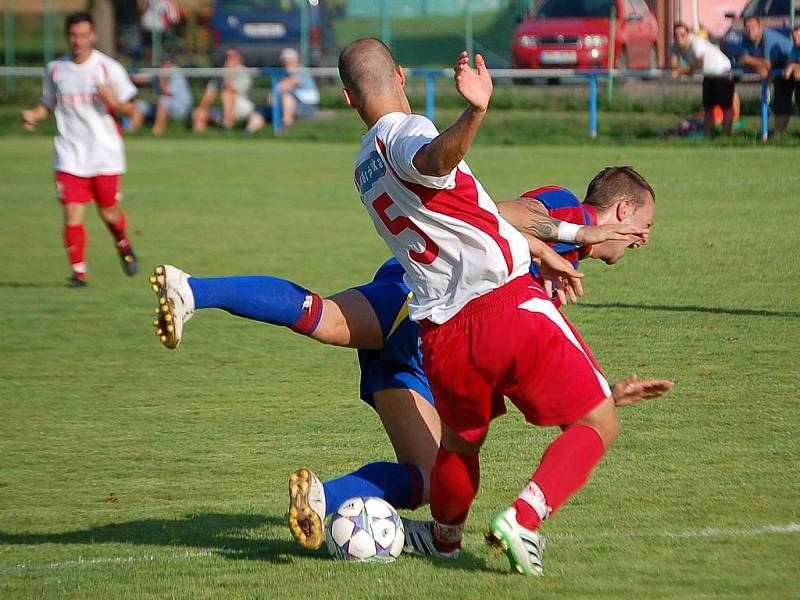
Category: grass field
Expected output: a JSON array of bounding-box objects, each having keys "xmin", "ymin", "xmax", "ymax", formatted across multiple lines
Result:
[{"xmin": 0, "ymin": 135, "xmax": 798, "ymax": 598}]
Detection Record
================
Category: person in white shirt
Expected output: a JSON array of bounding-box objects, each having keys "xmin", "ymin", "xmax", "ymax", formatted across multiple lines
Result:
[
  {"xmin": 670, "ymin": 22, "xmax": 735, "ymax": 137},
  {"xmin": 337, "ymin": 38, "xmax": 655, "ymax": 575},
  {"xmin": 21, "ymin": 12, "xmax": 139, "ymax": 287},
  {"xmin": 192, "ymin": 48, "xmax": 255, "ymax": 132}
]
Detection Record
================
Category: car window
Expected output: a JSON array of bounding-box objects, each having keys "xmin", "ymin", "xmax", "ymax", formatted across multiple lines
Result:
[
  {"xmin": 741, "ymin": 0, "xmax": 768, "ymax": 17},
  {"xmin": 532, "ymin": 0, "xmax": 615, "ymax": 19},
  {"xmin": 217, "ymin": 0, "xmax": 300, "ymax": 13},
  {"xmin": 765, "ymin": 0, "xmax": 790, "ymax": 15}
]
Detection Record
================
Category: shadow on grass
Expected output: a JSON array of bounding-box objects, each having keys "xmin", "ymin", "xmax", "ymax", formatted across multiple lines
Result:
[
  {"xmin": 579, "ymin": 301, "xmax": 800, "ymax": 319},
  {"xmin": 0, "ymin": 281, "xmax": 66, "ymax": 289},
  {"xmin": 0, "ymin": 513, "xmax": 327, "ymax": 564}
]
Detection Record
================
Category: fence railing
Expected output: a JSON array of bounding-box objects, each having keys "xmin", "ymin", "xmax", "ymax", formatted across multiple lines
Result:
[{"xmin": 0, "ymin": 66, "xmax": 784, "ymax": 141}]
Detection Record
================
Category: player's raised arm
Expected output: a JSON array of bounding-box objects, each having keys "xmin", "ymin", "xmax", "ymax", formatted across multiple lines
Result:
[
  {"xmin": 497, "ymin": 198, "xmax": 646, "ymax": 245},
  {"xmin": 412, "ymin": 52, "xmax": 492, "ymax": 177}
]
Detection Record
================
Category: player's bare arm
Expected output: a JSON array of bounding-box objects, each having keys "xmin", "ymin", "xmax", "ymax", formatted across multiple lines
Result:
[
  {"xmin": 412, "ymin": 52, "xmax": 492, "ymax": 177},
  {"xmin": 531, "ymin": 240, "xmax": 584, "ymax": 305},
  {"xmin": 20, "ymin": 104, "xmax": 50, "ymax": 131},
  {"xmin": 97, "ymin": 84, "xmax": 137, "ymax": 118},
  {"xmin": 497, "ymin": 198, "xmax": 646, "ymax": 245},
  {"xmin": 611, "ymin": 374, "xmax": 674, "ymax": 407}
]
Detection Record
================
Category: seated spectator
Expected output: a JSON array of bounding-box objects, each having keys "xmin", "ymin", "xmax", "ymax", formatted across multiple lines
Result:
[
  {"xmin": 740, "ymin": 16, "xmax": 794, "ymax": 134},
  {"xmin": 192, "ymin": 48, "xmax": 255, "ymax": 132},
  {"xmin": 247, "ymin": 47, "xmax": 320, "ymax": 133},
  {"xmin": 783, "ymin": 24, "xmax": 800, "ymax": 125},
  {"xmin": 130, "ymin": 53, "xmax": 192, "ymax": 135},
  {"xmin": 670, "ymin": 22, "xmax": 735, "ymax": 137}
]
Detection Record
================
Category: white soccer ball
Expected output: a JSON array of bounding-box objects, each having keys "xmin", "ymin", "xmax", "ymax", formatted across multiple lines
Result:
[{"xmin": 326, "ymin": 496, "xmax": 405, "ymax": 562}]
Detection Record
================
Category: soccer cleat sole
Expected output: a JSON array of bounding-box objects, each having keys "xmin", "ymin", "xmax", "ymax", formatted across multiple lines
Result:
[
  {"xmin": 287, "ymin": 468, "xmax": 324, "ymax": 550},
  {"xmin": 150, "ymin": 265, "xmax": 178, "ymax": 349},
  {"xmin": 488, "ymin": 515, "xmax": 544, "ymax": 577}
]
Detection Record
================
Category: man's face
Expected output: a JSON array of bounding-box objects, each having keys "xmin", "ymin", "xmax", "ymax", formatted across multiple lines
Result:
[
  {"xmin": 674, "ymin": 26, "xmax": 690, "ymax": 50},
  {"xmin": 744, "ymin": 19, "xmax": 762, "ymax": 44},
  {"xmin": 793, "ymin": 28, "xmax": 800, "ymax": 47},
  {"xmin": 67, "ymin": 21, "xmax": 95, "ymax": 58},
  {"xmin": 593, "ymin": 194, "xmax": 655, "ymax": 265},
  {"xmin": 225, "ymin": 49, "xmax": 243, "ymax": 66}
]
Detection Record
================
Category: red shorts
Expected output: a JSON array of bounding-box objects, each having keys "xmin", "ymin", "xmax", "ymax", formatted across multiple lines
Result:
[
  {"xmin": 55, "ymin": 172, "xmax": 121, "ymax": 207},
  {"xmin": 419, "ymin": 274, "xmax": 611, "ymax": 444}
]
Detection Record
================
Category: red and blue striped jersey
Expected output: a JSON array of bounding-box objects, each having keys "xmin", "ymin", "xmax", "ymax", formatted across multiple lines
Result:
[{"xmin": 520, "ymin": 185, "xmax": 597, "ymax": 271}]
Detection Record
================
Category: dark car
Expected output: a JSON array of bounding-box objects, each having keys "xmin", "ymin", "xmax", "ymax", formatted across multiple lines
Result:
[
  {"xmin": 512, "ymin": 0, "xmax": 659, "ymax": 70},
  {"xmin": 721, "ymin": 0, "xmax": 798, "ymax": 61},
  {"xmin": 209, "ymin": 0, "xmax": 337, "ymax": 67}
]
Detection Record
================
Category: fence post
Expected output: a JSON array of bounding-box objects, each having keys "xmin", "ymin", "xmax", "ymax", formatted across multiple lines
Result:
[
  {"xmin": 272, "ymin": 69, "xmax": 282, "ymax": 135},
  {"xmin": 3, "ymin": 0, "xmax": 13, "ymax": 95},
  {"xmin": 379, "ymin": 0, "xmax": 391, "ymax": 48},
  {"xmin": 300, "ymin": 0, "xmax": 309, "ymax": 66},
  {"xmin": 425, "ymin": 72, "xmax": 436, "ymax": 123},
  {"xmin": 760, "ymin": 78, "xmax": 769, "ymax": 142},
  {"xmin": 43, "ymin": 0, "xmax": 54, "ymax": 64},
  {"xmin": 465, "ymin": 0, "xmax": 473, "ymax": 59},
  {"xmin": 607, "ymin": 5, "xmax": 616, "ymax": 101},
  {"xmin": 589, "ymin": 74, "xmax": 598, "ymax": 139}
]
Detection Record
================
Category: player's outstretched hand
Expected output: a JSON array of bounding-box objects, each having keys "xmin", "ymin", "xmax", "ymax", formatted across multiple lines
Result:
[
  {"xmin": 577, "ymin": 223, "xmax": 647, "ymax": 246},
  {"xmin": 536, "ymin": 246, "xmax": 584, "ymax": 305},
  {"xmin": 20, "ymin": 109, "xmax": 37, "ymax": 131},
  {"xmin": 454, "ymin": 51, "xmax": 492, "ymax": 113},
  {"xmin": 611, "ymin": 374, "xmax": 674, "ymax": 407}
]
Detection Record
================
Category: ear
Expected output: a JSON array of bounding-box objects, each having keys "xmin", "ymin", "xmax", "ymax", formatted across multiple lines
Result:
[
  {"xmin": 396, "ymin": 65, "xmax": 406, "ymax": 87},
  {"xmin": 615, "ymin": 198, "xmax": 632, "ymax": 222},
  {"xmin": 342, "ymin": 87, "xmax": 356, "ymax": 109}
]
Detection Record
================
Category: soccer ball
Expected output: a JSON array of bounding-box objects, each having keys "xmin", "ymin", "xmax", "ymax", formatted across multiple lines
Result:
[{"xmin": 326, "ymin": 496, "xmax": 405, "ymax": 562}]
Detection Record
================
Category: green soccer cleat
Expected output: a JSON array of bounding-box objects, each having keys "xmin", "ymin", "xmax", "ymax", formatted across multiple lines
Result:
[{"xmin": 488, "ymin": 507, "xmax": 544, "ymax": 576}]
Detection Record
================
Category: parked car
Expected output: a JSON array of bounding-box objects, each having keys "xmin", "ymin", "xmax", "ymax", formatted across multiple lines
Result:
[
  {"xmin": 720, "ymin": 0, "xmax": 798, "ymax": 61},
  {"xmin": 209, "ymin": 0, "xmax": 337, "ymax": 67},
  {"xmin": 512, "ymin": 0, "xmax": 659, "ymax": 70}
]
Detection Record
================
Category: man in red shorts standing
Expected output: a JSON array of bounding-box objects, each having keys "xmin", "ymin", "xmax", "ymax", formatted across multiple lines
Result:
[
  {"xmin": 21, "ymin": 12, "xmax": 139, "ymax": 287},
  {"xmin": 339, "ymin": 38, "xmax": 670, "ymax": 576}
]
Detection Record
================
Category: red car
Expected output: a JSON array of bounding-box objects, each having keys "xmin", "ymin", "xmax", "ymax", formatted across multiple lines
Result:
[{"xmin": 512, "ymin": 0, "xmax": 659, "ymax": 70}]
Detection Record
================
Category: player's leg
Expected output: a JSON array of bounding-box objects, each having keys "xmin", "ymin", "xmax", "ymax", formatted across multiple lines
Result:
[
  {"xmin": 150, "ymin": 267, "xmax": 383, "ymax": 349},
  {"xmin": 281, "ymin": 92, "xmax": 298, "ymax": 127},
  {"xmin": 57, "ymin": 172, "xmax": 91, "ymax": 287},
  {"xmin": 220, "ymin": 88, "xmax": 236, "ymax": 129},
  {"xmin": 191, "ymin": 106, "xmax": 209, "ymax": 132},
  {"xmin": 702, "ymin": 78, "xmax": 715, "ymax": 138},
  {"xmin": 94, "ymin": 176, "xmax": 136, "ymax": 276},
  {"xmin": 152, "ymin": 98, "xmax": 170, "ymax": 135},
  {"xmin": 288, "ymin": 388, "xmax": 439, "ymax": 550}
]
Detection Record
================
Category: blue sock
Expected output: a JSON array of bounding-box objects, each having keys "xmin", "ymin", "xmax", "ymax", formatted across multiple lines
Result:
[
  {"xmin": 188, "ymin": 275, "xmax": 323, "ymax": 334},
  {"xmin": 322, "ymin": 462, "xmax": 424, "ymax": 516}
]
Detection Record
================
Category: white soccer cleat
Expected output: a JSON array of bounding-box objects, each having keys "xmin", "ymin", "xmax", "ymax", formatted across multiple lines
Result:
[
  {"xmin": 488, "ymin": 507, "xmax": 544, "ymax": 576},
  {"xmin": 402, "ymin": 519, "xmax": 461, "ymax": 559},
  {"xmin": 150, "ymin": 264, "xmax": 195, "ymax": 349},
  {"xmin": 288, "ymin": 468, "xmax": 326, "ymax": 550}
]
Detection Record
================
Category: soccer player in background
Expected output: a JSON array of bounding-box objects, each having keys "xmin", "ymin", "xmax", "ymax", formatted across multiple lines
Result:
[
  {"xmin": 147, "ymin": 167, "xmax": 668, "ymax": 553},
  {"xmin": 20, "ymin": 12, "xmax": 139, "ymax": 287},
  {"xmin": 335, "ymin": 38, "xmax": 669, "ymax": 575}
]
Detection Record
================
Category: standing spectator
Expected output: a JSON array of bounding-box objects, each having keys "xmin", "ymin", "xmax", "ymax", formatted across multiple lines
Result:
[
  {"xmin": 740, "ymin": 16, "xmax": 794, "ymax": 134},
  {"xmin": 20, "ymin": 12, "xmax": 139, "ymax": 287},
  {"xmin": 246, "ymin": 48, "xmax": 321, "ymax": 134},
  {"xmin": 670, "ymin": 22, "xmax": 735, "ymax": 137},
  {"xmin": 140, "ymin": 0, "xmax": 182, "ymax": 58},
  {"xmin": 192, "ymin": 48, "xmax": 255, "ymax": 132},
  {"xmin": 130, "ymin": 53, "xmax": 193, "ymax": 135}
]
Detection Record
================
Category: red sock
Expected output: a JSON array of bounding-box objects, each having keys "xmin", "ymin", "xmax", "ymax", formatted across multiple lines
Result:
[
  {"xmin": 512, "ymin": 425, "xmax": 605, "ymax": 531},
  {"xmin": 430, "ymin": 447, "xmax": 480, "ymax": 553},
  {"xmin": 107, "ymin": 210, "xmax": 130, "ymax": 253},
  {"xmin": 64, "ymin": 224, "xmax": 87, "ymax": 279}
]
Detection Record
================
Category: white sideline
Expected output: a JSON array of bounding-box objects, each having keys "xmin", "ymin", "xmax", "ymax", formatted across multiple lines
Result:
[{"xmin": 1, "ymin": 523, "xmax": 797, "ymax": 574}]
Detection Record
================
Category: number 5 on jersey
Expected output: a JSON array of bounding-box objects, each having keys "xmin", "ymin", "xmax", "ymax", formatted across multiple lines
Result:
[{"xmin": 372, "ymin": 193, "xmax": 440, "ymax": 265}]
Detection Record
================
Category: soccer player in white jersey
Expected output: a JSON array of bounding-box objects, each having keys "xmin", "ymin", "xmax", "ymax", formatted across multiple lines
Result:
[
  {"xmin": 21, "ymin": 12, "xmax": 139, "ymax": 287},
  {"xmin": 338, "ymin": 39, "xmax": 658, "ymax": 575}
]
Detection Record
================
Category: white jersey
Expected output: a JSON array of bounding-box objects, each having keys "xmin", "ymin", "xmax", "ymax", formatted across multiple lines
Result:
[
  {"xmin": 672, "ymin": 34, "xmax": 731, "ymax": 76},
  {"xmin": 41, "ymin": 51, "xmax": 137, "ymax": 177},
  {"xmin": 355, "ymin": 112, "xmax": 530, "ymax": 324}
]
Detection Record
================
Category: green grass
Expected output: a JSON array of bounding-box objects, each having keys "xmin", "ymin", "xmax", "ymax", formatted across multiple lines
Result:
[{"xmin": 0, "ymin": 136, "xmax": 798, "ymax": 598}]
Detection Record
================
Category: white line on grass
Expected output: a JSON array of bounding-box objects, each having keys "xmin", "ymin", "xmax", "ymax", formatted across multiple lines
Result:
[{"xmin": 1, "ymin": 523, "xmax": 797, "ymax": 574}]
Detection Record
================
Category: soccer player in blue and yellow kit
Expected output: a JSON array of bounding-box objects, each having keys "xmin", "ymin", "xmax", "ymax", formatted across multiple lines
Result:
[{"xmin": 149, "ymin": 167, "xmax": 669, "ymax": 551}]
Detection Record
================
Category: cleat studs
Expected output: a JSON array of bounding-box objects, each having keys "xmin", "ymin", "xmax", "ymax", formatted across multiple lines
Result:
[
  {"xmin": 160, "ymin": 335, "xmax": 167, "ymax": 343},
  {"xmin": 153, "ymin": 320, "xmax": 159, "ymax": 327},
  {"xmin": 157, "ymin": 329, "xmax": 163, "ymax": 336},
  {"xmin": 149, "ymin": 276, "xmax": 156, "ymax": 284},
  {"xmin": 299, "ymin": 481, "xmax": 308, "ymax": 493},
  {"xmin": 154, "ymin": 308, "xmax": 160, "ymax": 315},
  {"xmin": 151, "ymin": 285, "xmax": 158, "ymax": 292},
  {"xmin": 166, "ymin": 325, "xmax": 174, "ymax": 333},
  {"xmin": 164, "ymin": 313, "xmax": 172, "ymax": 322},
  {"xmin": 157, "ymin": 275, "xmax": 165, "ymax": 284},
  {"xmin": 155, "ymin": 266, "xmax": 164, "ymax": 275},
  {"xmin": 159, "ymin": 297, "xmax": 167, "ymax": 305},
  {"xmin": 289, "ymin": 506, "xmax": 298, "ymax": 518}
]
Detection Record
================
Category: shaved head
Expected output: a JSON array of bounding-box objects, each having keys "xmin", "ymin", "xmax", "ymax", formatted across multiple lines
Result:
[{"xmin": 338, "ymin": 38, "xmax": 399, "ymax": 99}]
